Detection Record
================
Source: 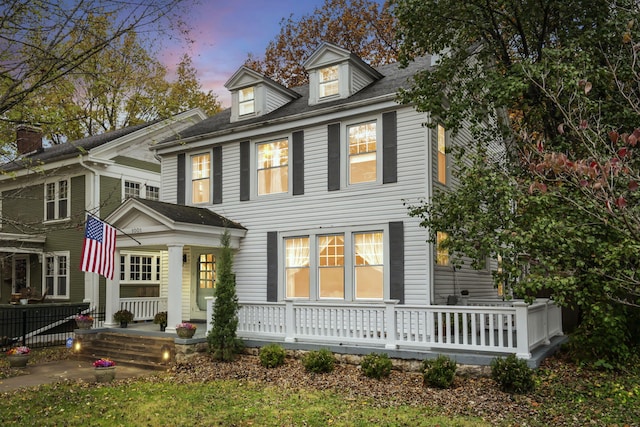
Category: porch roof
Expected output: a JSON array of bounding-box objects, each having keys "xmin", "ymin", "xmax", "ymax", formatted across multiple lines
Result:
[{"xmin": 106, "ymin": 197, "xmax": 246, "ymax": 249}]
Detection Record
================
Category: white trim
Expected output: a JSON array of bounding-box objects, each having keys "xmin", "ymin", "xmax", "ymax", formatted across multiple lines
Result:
[
  {"xmin": 43, "ymin": 178, "xmax": 70, "ymax": 223},
  {"xmin": 43, "ymin": 251, "xmax": 70, "ymax": 299}
]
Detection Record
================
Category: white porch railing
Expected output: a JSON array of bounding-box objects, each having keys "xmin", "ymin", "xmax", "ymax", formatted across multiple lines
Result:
[
  {"xmin": 119, "ymin": 297, "xmax": 167, "ymax": 321},
  {"xmin": 208, "ymin": 298, "xmax": 563, "ymax": 359}
]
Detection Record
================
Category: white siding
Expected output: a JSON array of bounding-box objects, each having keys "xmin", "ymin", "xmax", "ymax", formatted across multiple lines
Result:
[{"xmin": 161, "ymin": 155, "xmax": 178, "ymax": 204}]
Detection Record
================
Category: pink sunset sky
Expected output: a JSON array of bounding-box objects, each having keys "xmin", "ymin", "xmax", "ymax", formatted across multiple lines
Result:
[{"xmin": 159, "ymin": 0, "xmax": 385, "ymax": 108}]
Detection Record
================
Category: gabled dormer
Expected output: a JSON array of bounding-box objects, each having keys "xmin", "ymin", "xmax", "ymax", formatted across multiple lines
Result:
[
  {"xmin": 304, "ymin": 42, "xmax": 383, "ymax": 106},
  {"xmin": 225, "ymin": 66, "xmax": 301, "ymax": 123}
]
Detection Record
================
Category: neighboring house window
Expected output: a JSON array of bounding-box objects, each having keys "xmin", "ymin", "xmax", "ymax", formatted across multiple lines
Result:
[
  {"xmin": 282, "ymin": 228, "xmax": 385, "ymax": 301},
  {"xmin": 45, "ymin": 180, "xmax": 68, "ymax": 221},
  {"xmin": 285, "ymin": 237, "xmax": 310, "ymax": 298},
  {"xmin": 257, "ymin": 139, "xmax": 288, "ymax": 195},
  {"xmin": 437, "ymin": 124, "xmax": 447, "ymax": 184},
  {"xmin": 318, "ymin": 234, "xmax": 345, "ymax": 298},
  {"xmin": 45, "ymin": 252, "xmax": 69, "ymax": 298},
  {"xmin": 239, "ymin": 87, "xmax": 255, "ymax": 116},
  {"xmin": 191, "ymin": 153, "xmax": 210, "ymax": 204},
  {"xmin": 119, "ymin": 253, "xmax": 161, "ymax": 283},
  {"xmin": 124, "ymin": 181, "xmax": 140, "ymax": 199},
  {"xmin": 319, "ymin": 65, "xmax": 339, "ymax": 98},
  {"xmin": 436, "ymin": 231, "xmax": 450, "ymax": 266},
  {"xmin": 198, "ymin": 253, "xmax": 216, "ymax": 289},
  {"xmin": 146, "ymin": 185, "xmax": 160, "ymax": 201},
  {"xmin": 348, "ymin": 121, "xmax": 377, "ymax": 184}
]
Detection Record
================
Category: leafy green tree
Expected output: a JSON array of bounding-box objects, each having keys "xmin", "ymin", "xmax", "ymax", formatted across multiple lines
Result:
[
  {"xmin": 245, "ymin": 0, "xmax": 398, "ymax": 87},
  {"xmin": 396, "ymin": 0, "xmax": 640, "ymax": 366},
  {"xmin": 207, "ymin": 230, "xmax": 243, "ymax": 361}
]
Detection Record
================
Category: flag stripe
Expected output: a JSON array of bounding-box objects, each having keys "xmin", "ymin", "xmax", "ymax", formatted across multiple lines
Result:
[{"xmin": 80, "ymin": 216, "xmax": 117, "ymax": 280}]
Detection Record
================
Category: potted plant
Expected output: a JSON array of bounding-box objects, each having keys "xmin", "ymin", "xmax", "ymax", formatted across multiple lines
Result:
[
  {"xmin": 175, "ymin": 322, "xmax": 197, "ymax": 338},
  {"xmin": 75, "ymin": 314, "xmax": 94, "ymax": 329},
  {"xmin": 153, "ymin": 311, "xmax": 167, "ymax": 331},
  {"xmin": 113, "ymin": 309, "xmax": 134, "ymax": 328},
  {"xmin": 93, "ymin": 358, "xmax": 116, "ymax": 382},
  {"xmin": 6, "ymin": 346, "xmax": 30, "ymax": 367},
  {"xmin": 460, "ymin": 289, "xmax": 470, "ymax": 305}
]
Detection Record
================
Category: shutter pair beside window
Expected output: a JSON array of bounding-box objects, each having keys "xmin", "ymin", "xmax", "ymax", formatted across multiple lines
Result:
[
  {"xmin": 327, "ymin": 110, "xmax": 397, "ymax": 191},
  {"xmin": 176, "ymin": 147, "xmax": 222, "ymax": 205}
]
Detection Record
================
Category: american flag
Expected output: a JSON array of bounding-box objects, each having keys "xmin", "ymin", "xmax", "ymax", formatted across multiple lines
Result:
[{"xmin": 80, "ymin": 216, "xmax": 117, "ymax": 280}]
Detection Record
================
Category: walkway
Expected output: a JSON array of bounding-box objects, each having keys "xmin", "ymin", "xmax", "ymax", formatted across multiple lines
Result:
[{"xmin": 0, "ymin": 358, "xmax": 157, "ymax": 392}]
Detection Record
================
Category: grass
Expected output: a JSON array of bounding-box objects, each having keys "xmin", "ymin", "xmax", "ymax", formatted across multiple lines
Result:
[{"xmin": 0, "ymin": 380, "xmax": 486, "ymax": 426}]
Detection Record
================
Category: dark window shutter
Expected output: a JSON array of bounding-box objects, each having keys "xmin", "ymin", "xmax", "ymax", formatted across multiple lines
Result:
[
  {"xmin": 382, "ymin": 111, "xmax": 397, "ymax": 184},
  {"xmin": 212, "ymin": 146, "xmax": 222, "ymax": 204},
  {"xmin": 292, "ymin": 130, "xmax": 304, "ymax": 196},
  {"xmin": 389, "ymin": 221, "xmax": 404, "ymax": 303},
  {"xmin": 177, "ymin": 153, "xmax": 185, "ymax": 205},
  {"xmin": 240, "ymin": 141, "xmax": 250, "ymax": 201},
  {"xmin": 327, "ymin": 123, "xmax": 341, "ymax": 191},
  {"xmin": 266, "ymin": 231, "xmax": 278, "ymax": 302}
]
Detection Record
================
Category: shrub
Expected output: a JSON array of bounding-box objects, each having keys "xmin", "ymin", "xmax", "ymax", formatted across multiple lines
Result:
[
  {"xmin": 490, "ymin": 354, "xmax": 535, "ymax": 394},
  {"xmin": 422, "ymin": 355, "xmax": 457, "ymax": 389},
  {"xmin": 360, "ymin": 353, "xmax": 393, "ymax": 379},
  {"xmin": 302, "ymin": 348, "xmax": 335, "ymax": 373},
  {"xmin": 259, "ymin": 344, "xmax": 286, "ymax": 368}
]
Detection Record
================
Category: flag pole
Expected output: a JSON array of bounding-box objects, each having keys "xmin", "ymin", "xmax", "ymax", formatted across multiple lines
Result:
[{"xmin": 84, "ymin": 210, "xmax": 142, "ymax": 245}]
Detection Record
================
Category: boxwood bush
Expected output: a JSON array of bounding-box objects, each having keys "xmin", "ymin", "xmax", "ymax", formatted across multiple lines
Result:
[
  {"xmin": 490, "ymin": 354, "xmax": 535, "ymax": 393},
  {"xmin": 259, "ymin": 344, "xmax": 286, "ymax": 368},
  {"xmin": 302, "ymin": 348, "xmax": 335, "ymax": 373},
  {"xmin": 360, "ymin": 353, "xmax": 393, "ymax": 379},
  {"xmin": 422, "ymin": 355, "xmax": 457, "ymax": 389}
]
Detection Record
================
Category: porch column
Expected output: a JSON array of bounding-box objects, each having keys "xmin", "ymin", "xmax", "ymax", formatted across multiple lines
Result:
[
  {"xmin": 104, "ymin": 248, "xmax": 121, "ymax": 327},
  {"xmin": 165, "ymin": 244, "xmax": 184, "ymax": 334},
  {"xmin": 514, "ymin": 301, "xmax": 532, "ymax": 359}
]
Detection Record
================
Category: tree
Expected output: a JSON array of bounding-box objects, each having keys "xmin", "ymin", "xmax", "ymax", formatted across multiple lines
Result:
[
  {"xmin": 207, "ymin": 230, "xmax": 243, "ymax": 361},
  {"xmin": 0, "ymin": 0, "xmax": 190, "ymax": 118},
  {"xmin": 245, "ymin": 0, "xmax": 398, "ymax": 87},
  {"xmin": 396, "ymin": 0, "xmax": 640, "ymax": 366}
]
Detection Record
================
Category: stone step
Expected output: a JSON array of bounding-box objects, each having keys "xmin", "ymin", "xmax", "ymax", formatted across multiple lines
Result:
[{"xmin": 78, "ymin": 333, "xmax": 176, "ymax": 370}]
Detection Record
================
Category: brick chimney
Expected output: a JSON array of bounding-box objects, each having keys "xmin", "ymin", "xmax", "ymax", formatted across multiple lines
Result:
[{"xmin": 16, "ymin": 125, "xmax": 43, "ymax": 155}]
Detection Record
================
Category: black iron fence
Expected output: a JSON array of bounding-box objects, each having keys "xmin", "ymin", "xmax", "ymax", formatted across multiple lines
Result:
[{"xmin": 0, "ymin": 303, "xmax": 98, "ymax": 351}]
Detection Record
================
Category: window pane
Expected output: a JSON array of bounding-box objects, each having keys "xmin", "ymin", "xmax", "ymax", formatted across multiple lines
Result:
[
  {"xmin": 239, "ymin": 87, "xmax": 255, "ymax": 115},
  {"xmin": 192, "ymin": 154, "xmax": 210, "ymax": 203},
  {"xmin": 437, "ymin": 124, "xmax": 446, "ymax": 184},
  {"xmin": 348, "ymin": 122, "xmax": 377, "ymax": 184},
  {"xmin": 192, "ymin": 178, "xmax": 210, "ymax": 203},
  {"xmin": 285, "ymin": 237, "xmax": 309, "ymax": 298},
  {"xmin": 318, "ymin": 235, "xmax": 344, "ymax": 299},
  {"xmin": 146, "ymin": 185, "xmax": 160, "ymax": 200},
  {"xmin": 319, "ymin": 66, "xmax": 339, "ymax": 98},
  {"xmin": 46, "ymin": 201, "xmax": 55, "ymax": 221},
  {"xmin": 354, "ymin": 232, "xmax": 384, "ymax": 299},
  {"xmin": 257, "ymin": 140, "xmax": 288, "ymax": 195},
  {"xmin": 198, "ymin": 253, "xmax": 216, "ymax": 289},
  {"xmin": 436, "ymin": 231, "xmax": 449, "ymax": 265}
]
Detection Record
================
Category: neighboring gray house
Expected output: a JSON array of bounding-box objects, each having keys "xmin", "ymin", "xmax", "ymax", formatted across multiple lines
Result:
[
  {"xmin": 0, "ymin": 109, "xmax": 207, "ymax": 306},
  {"xmin": 105, "ymin": 43, "xmax": 562, "ymax": 361}
]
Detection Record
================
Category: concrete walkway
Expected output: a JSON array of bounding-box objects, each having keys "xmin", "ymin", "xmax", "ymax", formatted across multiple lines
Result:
[{"xmin": 0, "ymin": 359, "xmax": 158, "ymax": 392}]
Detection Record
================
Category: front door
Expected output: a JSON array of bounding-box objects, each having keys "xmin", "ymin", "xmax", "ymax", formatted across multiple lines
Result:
[{"xmin": 195, "ymin": 253, "xmax": 216, "ymax": 312}]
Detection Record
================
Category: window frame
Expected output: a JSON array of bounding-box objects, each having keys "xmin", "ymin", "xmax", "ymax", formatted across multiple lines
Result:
[
  {"xmin": 44, "ymin": 251, "xmax": 69, "ymax": 299},
  {"xmin": 256, "ymin": 138, "xmax": 289, "ymax": 196},
  {"xmin": 319, "ymin": 65, "xmax": 340, "ymax": 99},
  {"xmin": 281, "ymin": 225, "xmax": 389, "ymax": 302},
  {"xmin": 347, "ymin": 120, "xmax": 379, "ymax": 185},
  {"xmin": 119, "ymin": 252, "xmax": 162, "ymax": 285},
  {"xmin": 145, "ymin": 185, "xmax": 160, "ymax": 201},
  {"xmin": 340, "ymin": 117, "xmax": 382, "ymax": 188},
  {"xmin": 124, "ymin": 180, "xmax": 141, "ymax": 199},
  {"xmin": 44, "ymin": 179, "xmax": 70, "ymax": 222},
  {"xmin": 238, "ymin": 86, "xmax": 256, "ymax": 116},
  {"xmin": 190, "ymin": 151, "xmax": 212, "ymax": 204}
]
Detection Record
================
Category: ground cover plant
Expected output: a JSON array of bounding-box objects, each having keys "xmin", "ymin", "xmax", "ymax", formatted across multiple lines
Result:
[{"xmin": 0, "ymin": 348, "xmax": 639, "ymax": 426}]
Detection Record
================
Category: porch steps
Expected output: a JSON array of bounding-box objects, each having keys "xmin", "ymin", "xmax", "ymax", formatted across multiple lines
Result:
[{"xmin": 77, "ymin": 331, "xmax": 175, "ymax": 370}]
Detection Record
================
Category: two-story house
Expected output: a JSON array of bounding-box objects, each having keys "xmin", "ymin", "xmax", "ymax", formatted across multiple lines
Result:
[
  {"xmin": 0, "ymin": 109, "xmax": 207, "ymax": 308},
  {"xmin": 105, "ymin": 44, "xmax": 563, "ymax": 362}
]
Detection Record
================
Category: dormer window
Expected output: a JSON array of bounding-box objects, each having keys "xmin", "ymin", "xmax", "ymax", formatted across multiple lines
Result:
[
  {"xmin": 319, "ymin": 66, "xmax": 339, "ymax": 98},
  {"xmin": 239, "ymin": 87, "xmax": 255, "ymax": 116}
]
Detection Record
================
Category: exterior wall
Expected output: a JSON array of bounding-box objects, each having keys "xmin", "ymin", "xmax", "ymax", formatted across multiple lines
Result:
[
  {"xmin": 160, "ymin": 104, "xmax": 433, "ymax": 305},
  {"xmin": 2, "ymin": 183, "xmax": 43, "ymax": 233},
  {"xmin": 112, "ymin": 156, "xmax": 161, "ymax": 173},
  {"xmin": 100, "ymin": 176, "xmax": 122, "ymax": 217}
]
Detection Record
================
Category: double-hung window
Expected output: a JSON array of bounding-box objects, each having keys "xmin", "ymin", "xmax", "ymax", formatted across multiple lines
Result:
[
  {"xmin": 319, "ymin": 65, "xmax": 339, "ymax": 98},
  {"xmin": 348, "ymin": 121, "xmax": 377, "ymax": 184},
  {"xmin": 45, "ymin": 252, "xmax": 69, "ymax": 298},
  {"xmin": 45, "ymin": 180, "xmax": 68, "ymax": 221},
  {"xmin": 239, "ymin": 87, "xmax": 255, "ymax": 116},
  {"xmin": 191, "ymin": 153, "xmax": 211, "ymax": 204},
  {"xmin": 284, "ymin": 229, "xmax": 384, "ymax": 301},
  {"xmin": 257, "ymin": 139, "xmax": 288, "ymax": 195},
  {"xmin": 146, "ymin": 185, "xmax": 160, "ymax": 201},
  {"xmin": 124, "ymin": 181, "xmax": 140, "ymax": 199}
]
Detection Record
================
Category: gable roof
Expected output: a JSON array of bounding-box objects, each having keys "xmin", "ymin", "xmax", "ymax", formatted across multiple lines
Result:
[
  {"xmin": 132, "ymin": 198, "xmax": 246, "ymax": 230},
  {"xmin": 157, "ymin": 56, "xmax": 431, "ymax": 146},
  {"xmin": 0, "ymin": 122, "xmax": 154, "ymax": 172}
]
